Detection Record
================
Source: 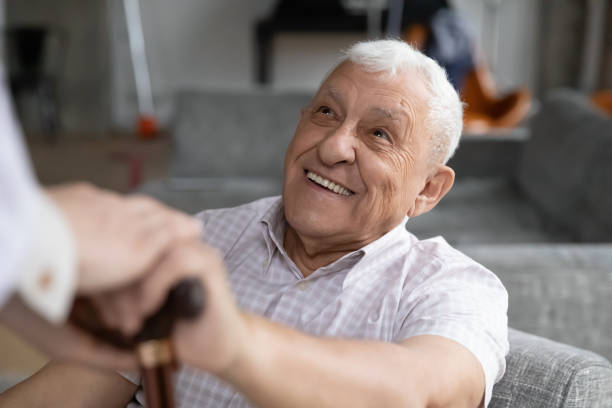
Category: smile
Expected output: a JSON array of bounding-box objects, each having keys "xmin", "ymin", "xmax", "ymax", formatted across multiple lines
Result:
[{"xmin": 306, "ymin": 171, "xmax": 354, "ymax": 196}]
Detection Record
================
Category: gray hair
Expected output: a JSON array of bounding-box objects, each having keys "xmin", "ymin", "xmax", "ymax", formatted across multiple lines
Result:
[{"xmin": 339, "ymin": 39, "xmax": 463, "ymax": 164}]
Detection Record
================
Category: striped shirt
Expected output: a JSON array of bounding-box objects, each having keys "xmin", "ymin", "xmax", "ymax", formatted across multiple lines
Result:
[{"xmin": 128, "ymin": 196, "xmax": 508, "ymax": 407}]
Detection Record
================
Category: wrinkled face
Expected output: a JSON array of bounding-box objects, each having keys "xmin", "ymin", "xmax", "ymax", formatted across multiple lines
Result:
[{"xmin": 282, "ymin": 61, "xmax": 435, "ymax": 247}]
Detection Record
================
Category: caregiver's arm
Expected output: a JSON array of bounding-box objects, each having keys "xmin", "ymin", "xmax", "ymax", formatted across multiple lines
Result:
[{"xmin": 0, "ymin": 362, "xmax": 136, "ymax": 408}]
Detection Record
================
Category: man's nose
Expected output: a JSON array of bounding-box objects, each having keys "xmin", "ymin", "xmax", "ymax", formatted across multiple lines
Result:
[{"xmin": 317, "ymin": 123, "xmax": 357, "ymax": 166}]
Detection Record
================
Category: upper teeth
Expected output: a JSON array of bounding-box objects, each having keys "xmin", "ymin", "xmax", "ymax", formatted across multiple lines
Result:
[{"xmin": 306, "ymin": 171, "xmax": 352, "ymax": 196}]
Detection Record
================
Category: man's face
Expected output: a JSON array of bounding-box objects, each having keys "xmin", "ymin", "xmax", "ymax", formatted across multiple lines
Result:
[{"xmin": 282, "ymin": 61, "xmax": 437, "ymax": 247}]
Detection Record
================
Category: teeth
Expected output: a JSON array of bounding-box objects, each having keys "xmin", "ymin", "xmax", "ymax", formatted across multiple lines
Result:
[{"xmin": 306, "ymin": 171, "xmax": 352, "ymax": 196}]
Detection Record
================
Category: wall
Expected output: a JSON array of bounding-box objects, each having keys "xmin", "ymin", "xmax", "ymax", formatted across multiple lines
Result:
[
  {"xmin": 6, "ymin": 0, "xmax": 111, "ymax": 134},
  {"xmin": 108, "ymin": 0, "xmax": 368, "ymax": 130},
  {"xmin": 536, "ymin": 0, "xmax": 586, "ymax": 93},
  {"xmin": 7, "ymin": 0, "xmax": 580, "ymax": 133},
  {"xmin": 108, "ymin": 0, "xmax": 274, "ymax": 130},
  {"xmin": 453, "ymin": 0, "xmax": 541, "ymax": 94},
  {"xmin": 598, "ymin": 2, "xmax": 612, "ymax": 89},
  {"xmin": 108, "ymin": 0, "xmax": 544, "ymax": 131}
]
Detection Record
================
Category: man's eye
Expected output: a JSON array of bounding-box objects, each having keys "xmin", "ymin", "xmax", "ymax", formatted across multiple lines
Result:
[
  {"xmin": 316, "ymin": 106, "xmax": 334, "ymax": 117},
  {"xmin": 373, "ymin": 129, "xmax": 390, "ymax": 140}
]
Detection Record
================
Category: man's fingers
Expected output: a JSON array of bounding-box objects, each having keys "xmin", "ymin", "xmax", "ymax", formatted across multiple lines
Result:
[
  {"xmin": 134, "ymin": 242, "xmax": 217, "ymax": 320},
  {"xmin": 91, "ymin": 289, "xmax": 142, "ymax": 336}
]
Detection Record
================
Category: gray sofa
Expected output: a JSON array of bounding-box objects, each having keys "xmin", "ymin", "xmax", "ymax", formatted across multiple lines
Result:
[
  {"xmin": 493, "ymin": 329, "xmax": 612, "ymax": 407},
  {"xmin": 141, "ymin": 88, "xmax": 612, "ymax": 406},
  {"xmin": 410, "ymin": 89, "xmax": 612, "ymax": 245}
]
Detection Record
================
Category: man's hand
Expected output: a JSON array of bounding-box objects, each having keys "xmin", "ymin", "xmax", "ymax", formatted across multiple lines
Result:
[
  {"xmin": 91, "ymin": 241, "xmax": 249, "ymax": 374},
  {"xmin": 46, "ymin": 183, "xmax": 202, "ymax": 294}
]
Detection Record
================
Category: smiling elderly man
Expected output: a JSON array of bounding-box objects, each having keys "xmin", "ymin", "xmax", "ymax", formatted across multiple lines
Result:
[{"xmin": 1, "ymin": 40, "xmax": 508, "ymax": 408}]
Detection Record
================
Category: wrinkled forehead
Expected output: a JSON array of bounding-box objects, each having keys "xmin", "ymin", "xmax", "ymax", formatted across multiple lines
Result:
[{"xmin": 318, "ymin": 61, "xmax": 430, "ymax": 108}]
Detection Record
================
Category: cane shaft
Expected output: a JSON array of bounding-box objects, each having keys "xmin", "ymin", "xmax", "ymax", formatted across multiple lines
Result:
[
  {"xmin": 70, "ymin": 279, "xmax": 205, "ymax": 408},
  {"xmin": 134, "ymin": 280, "xmax": 205, "ymax": 408},
  {"xmin": 141, "ymin": 364, "xmax": 175, "ymax": 408}
]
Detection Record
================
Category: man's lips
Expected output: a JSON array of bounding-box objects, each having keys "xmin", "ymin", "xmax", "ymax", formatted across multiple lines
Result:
[{"xmin": 304, "ymin": 170, "xmax": 354, "ymax": 196}]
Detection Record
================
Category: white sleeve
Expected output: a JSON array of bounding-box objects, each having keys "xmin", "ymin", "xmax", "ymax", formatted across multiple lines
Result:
[
  {"xmin": 17, "ymin": 190, "xmax": 78, "ymax": 323},
  {"xmin": 0, "ymin": 68, "xmax": 78, "ymax": 323}
]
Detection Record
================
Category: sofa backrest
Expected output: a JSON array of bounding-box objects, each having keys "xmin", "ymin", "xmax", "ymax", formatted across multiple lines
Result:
[
  {"xmin": 169, "ymin": 90, "xmax": 313, "ymax": 180},
  {"xmin": 517, "ymin": 89, "xmax": 612, "ymax": 241},
  {"xmin": 491, "ymin": 329, "xmax": 612, "ymax": 408}
]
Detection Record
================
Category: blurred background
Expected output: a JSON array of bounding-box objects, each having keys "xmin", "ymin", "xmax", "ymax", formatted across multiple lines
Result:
[{"xmin": 1, "ymin": 0, "xmax": 611, "ymax": 394}]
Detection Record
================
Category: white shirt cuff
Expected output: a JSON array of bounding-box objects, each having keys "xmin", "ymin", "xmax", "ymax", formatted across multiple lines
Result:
[{"xmin": 17, "ymin": 190, "xmax": 78, "ymax": 324}]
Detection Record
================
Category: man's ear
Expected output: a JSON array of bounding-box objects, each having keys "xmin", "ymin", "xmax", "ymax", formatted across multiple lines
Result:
[{"xmin": 408, "ymin": 165, "xmax": 455, "ymax": 217}]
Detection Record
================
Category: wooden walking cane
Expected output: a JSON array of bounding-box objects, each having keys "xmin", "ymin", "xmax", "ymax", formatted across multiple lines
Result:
[{"xmin": 70, "ymin": 278, "xmax": 205, "ymax": 408}]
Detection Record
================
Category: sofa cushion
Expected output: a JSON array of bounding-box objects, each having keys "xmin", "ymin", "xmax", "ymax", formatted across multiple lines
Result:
[
  {"xmin": 517, "ymin": 89, "xmax": 612, "ymax": 241},
  {"xmin": 170, "ymin": 90, "xmax": 312, "ymax": 179},
  {"xmin": 491, "ymin": 329, "xmax": 612, "ymax": 408},
  {"xmin": 460, "ymin": 244, "xmax": 612, "ymax": 362}
]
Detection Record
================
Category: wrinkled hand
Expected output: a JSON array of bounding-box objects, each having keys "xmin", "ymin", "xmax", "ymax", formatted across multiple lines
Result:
[
  {"xmin": 92, "ymin": 242, "xmax": 248, "ymax": 374},
  {"xmin": 46, "ymin": 183, "xmax": 202, "ymax": 294}
]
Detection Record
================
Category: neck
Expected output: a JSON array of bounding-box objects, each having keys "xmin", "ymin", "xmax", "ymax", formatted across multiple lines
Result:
[{"xmin": 283, "ymin": 225, "xmax": 364, "ymax": 278}]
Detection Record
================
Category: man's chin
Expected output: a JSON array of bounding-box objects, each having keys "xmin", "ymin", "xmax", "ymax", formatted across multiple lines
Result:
[{"xmin": 285, "ymin": 208, "xmax": 343, "ymax": 238}]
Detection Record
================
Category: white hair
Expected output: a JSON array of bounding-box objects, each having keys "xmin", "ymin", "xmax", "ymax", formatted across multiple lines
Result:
[{"xmin": 339, "ymin": 39, "xmax": 463, "ymax": 164}]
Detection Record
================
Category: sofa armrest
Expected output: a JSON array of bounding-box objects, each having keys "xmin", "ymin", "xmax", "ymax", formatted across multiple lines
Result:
[{"xmin": 491, "ymin": 329, "xmax": 612, "ymax": 408}]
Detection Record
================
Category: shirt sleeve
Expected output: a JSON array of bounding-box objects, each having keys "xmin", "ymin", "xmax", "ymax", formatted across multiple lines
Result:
[
  {"xmin": 0, "ymin": 67, "xmax": 78, "ymax": 323},
  {"xmin": 394, "ymin": 249, "xmax": 509, "ymax": 408},
  {"xmin": 16, "ymin": 190, "xmax": 78, "ymax": 323},
  {"xmin": 0, "ymin": 67, "xmax": 39, "ymax": 308}
]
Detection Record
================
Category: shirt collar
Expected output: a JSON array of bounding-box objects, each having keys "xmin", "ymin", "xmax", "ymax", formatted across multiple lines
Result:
[
  {"xmin": 358, "ymin": 216, "xmax": 409, "ymax": 260},
  {"xmin": 341, "ymin": 217, "xmax": 410, "ymax": 289},
  {"xmin": 261, "ymin": 197, "xmax": 286, "ymax": 256}
]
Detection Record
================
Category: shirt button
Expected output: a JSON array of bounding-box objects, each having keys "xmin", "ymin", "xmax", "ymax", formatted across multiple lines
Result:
[{"xmin": 298, "ymin": 281, "xmax": 309, "ymax": 291}]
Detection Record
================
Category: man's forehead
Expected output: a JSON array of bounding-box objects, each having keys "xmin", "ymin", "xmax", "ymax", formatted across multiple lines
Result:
[
  {"xmin": 318, "ymin": 85, "xmax": 412, "ymax": 122},
  {"xmin": 320, "ymin": 87, "xmax": 344, "ymax": 104},
  {"xmin": 320, "ymin": 63, "xmax": 426, "ymax": 104}
]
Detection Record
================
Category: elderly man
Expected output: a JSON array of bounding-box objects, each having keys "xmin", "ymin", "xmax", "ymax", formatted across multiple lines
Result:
[{"xmin": 0, "ymin": 39, "xmax": 508, "ymax": 408}]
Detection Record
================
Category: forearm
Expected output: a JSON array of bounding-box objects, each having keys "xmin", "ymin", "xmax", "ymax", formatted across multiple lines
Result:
[
  {"xmin": 0, "ymin": 362, "xmax": 136, "ymax": 408},
  {"xmin": 219, "ymin": 313, "xmax": 428, "ymax": 408}
]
